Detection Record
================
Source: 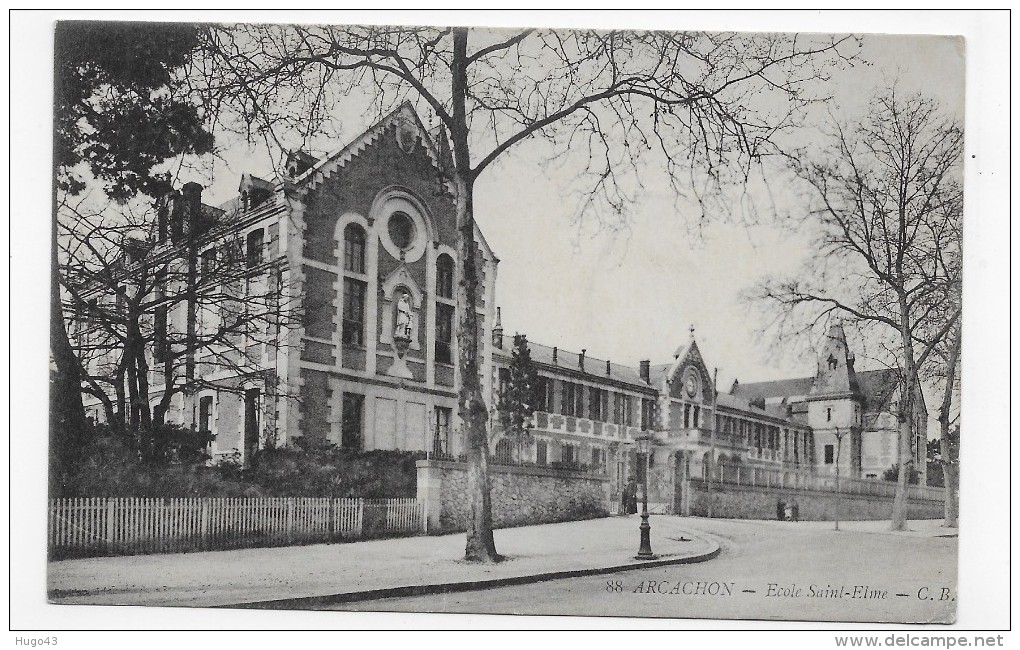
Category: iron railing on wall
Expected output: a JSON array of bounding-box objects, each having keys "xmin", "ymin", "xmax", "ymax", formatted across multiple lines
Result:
[
  {"xmin": 48, "ymin": 497, "xmax": 424, "ymax": 559},
  {"xmin": 695, "ymin": 463, "xmax": 945, "ymax": 501}
]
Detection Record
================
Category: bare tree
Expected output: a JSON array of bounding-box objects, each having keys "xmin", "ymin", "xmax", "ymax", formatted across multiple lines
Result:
[
  {"xmin": 61, "ymin": 191, "xmax": 299, "ymax": 460},
  {"xmin": 752, "ymin": 88, "xmax": 962, "ymax": 530},
  {"xmin": 200, "ymin": 24, "xmax": 858, "ymax": 561}
]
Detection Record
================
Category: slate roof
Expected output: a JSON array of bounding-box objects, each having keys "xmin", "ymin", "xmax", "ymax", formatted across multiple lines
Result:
[
  {"xmin": 856, "ymin": 368, "xmax": 900, "ymax": 412},
  {"xmin": 716, "ymin": 390, "xmax": 806, "ymax": 426},
  {"xmin": 731, "ymin": 376, "xmax": 814, "ymax": 401},
  {"xmin": 731, "ymin": 368, "xmax": 901, "ymax": 417},
  {"xmin": 493, "ymin": 335, "xmax": 653, "ymax": 391},
  {"xmin": 648, "ymin": 362, "xmax": 675, "ymax": 387}
]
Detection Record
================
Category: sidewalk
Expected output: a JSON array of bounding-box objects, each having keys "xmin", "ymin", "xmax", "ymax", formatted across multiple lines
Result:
[
  {"xmin": 48, "ymin": 515, "xmax": 718, "ymax": 609},
  {"xmin": 687, "ymin": 517, "xmax": 959, "ymax": 538}
]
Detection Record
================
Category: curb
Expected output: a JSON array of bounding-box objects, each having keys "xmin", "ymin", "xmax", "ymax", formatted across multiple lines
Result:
[{"xmin": 218, "ymin": 538, "xmax": 721, "ymax": 609}]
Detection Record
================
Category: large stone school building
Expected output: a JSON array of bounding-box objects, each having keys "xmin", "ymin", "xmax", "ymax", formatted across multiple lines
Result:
[{"xmin": 77, "ymin": 103, "xmax": 927, "ymax": 511}]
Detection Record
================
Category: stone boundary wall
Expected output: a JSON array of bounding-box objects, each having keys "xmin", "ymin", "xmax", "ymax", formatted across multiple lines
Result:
[
  {"xmin": 687, "ymin": 479, "xmax": 946, "ymax": 521},
  {"xmin": 416, "ymin": 460, "xmax": 610, "ymax": 533}
]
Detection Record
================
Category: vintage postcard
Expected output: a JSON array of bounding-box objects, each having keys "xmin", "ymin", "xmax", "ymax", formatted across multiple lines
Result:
[{"xmin": 11, "ymin": 9, "xmax": 1010, "ymax": 636}]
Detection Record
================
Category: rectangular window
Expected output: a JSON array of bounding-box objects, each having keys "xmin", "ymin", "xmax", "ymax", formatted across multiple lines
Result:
[
  {"xmin": 693, "ymin": 405, "xmax": 700, "ymax": 428},
  {"xmin": 344, "ymin": 226, "xmax": 366, "ymax": 273},
  {"xmin": 154, "ymin": 306, "xmax": 168, "ymax": 363},
  {"xmin": 498, "ymin": 367, "xmax": 511, "ymax": 396},
  {"xmin": 683, "ymin": 403, "xmax": 690, "ymax": 428},
  {"xmin": 342, "ymin": 278, "xmax": 366, "ymax": 347},
  {"xmin": 561, "ymin": 443, "xmax": 576, "ymax": 464},
  {"xmin": 434, "ymin": 303, "xmax": 454, "ymax": 364},
  {"xmin": 588, "ymin": 386, "xmax": 602, "ymax": 421},
  {"xmin": 341, "ymin": 393, "xmax": 365, "ymax": 450},
  {"xmin": 534, "ymin": 376, "xmax": 548, "ymax": 412},
  {"xmin": 244, "ymin": 388, "xmax": 260, "ymax": 458},
  {"xmin": 433, "ymin": 406, "xmax": 451, "ymax": 455},
  {"xmin": 562, "ymin": 382, "xmax": 576, "ymax": 416},
  {"xmin": 436, "ymin": 256, "xmax": 454, "ymax": 298},
  {"xmin": 200, "ymin": 248, "xmax": 216, "ymax": 278},
  {"xmin": 198, "ymin": 395, "xmax": 213, "ymax": 432},
  {"xmin": 591, "ymin": 447, "xmax": 606, "ymax": 470},
  {"xmin": 641, "ymin": 398, "xmax": 655, "ymax": 431},
  {"xmin": 615, "ymin": 394, "xmax": 630, "ymax": 427},
  {"xmin": 536, "ymin": 439, "xmax": 548, "ymax": 466},
  {"xmin": 246, "ymin": 229, "xmax": 264, "ymax": 269},
  {"xmin": 574, "ymin": 384, "xmax": 585, "ymax": 419},
  {"xmin": 824, "ymin": 444, "xmax": 835, "ymax": 465}
]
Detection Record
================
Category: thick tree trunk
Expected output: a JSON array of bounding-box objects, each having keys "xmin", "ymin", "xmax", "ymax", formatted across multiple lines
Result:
[
  {"xmin": 452, "ymin": 28, "xmax": 500, "ymax": 562},
  {"xmin": 890, "ymin": 297, "xmax": 918, "ymax": 531},
  {"xmin": 938, "ymin": 327, "xmax": 961, "ymax": 528},
  {"xmin": 49, "ymin": 209, "xmax": 88, "ymax": 495}
]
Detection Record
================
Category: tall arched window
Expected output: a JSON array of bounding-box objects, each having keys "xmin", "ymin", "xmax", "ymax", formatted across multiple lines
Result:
[
  {"xmin": 436, "ymin": 254, "xmax": 454, "ymax": 298},
  {"xmin": 344, "ymin": 223, "xmax": 366, "ymax": 273}
]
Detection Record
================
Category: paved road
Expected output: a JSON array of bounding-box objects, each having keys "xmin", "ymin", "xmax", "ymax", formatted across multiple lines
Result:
[{"xmin": 323, "ymin": 517, "xmax": 958, "ymax": 624}]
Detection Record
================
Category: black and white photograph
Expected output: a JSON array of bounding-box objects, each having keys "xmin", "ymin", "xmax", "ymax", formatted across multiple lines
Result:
[{"xmin": 8, "ymin": 8, "xmax": 1011, "ymax": 641}]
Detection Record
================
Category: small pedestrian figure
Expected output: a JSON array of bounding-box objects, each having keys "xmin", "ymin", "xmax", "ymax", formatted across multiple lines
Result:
[
  {"xmin": 777, "ymin": 499, "xmax": 785, "ymax": 521},
  {"xmin": 792, "ymin": 501, "xmax": 800, "ymax": 522},
  {"xmin": 784, "ymin": 501, "xmax": 793, "ymax": 522},
  {"xmin": 625, "ymin": 476, "xmax": 639, "ymax": 514}
]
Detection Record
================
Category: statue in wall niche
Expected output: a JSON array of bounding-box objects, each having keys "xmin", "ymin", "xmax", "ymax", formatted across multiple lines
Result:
[
  {"xmin": 387, "ymin": 290, "xmax": 414, "ymax": 380},
  {"xmin": 395, "ymin": 292, "xmax": 413, "ymax": 340}
]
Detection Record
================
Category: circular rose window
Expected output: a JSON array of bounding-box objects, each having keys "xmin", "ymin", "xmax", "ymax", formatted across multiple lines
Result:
[{"xmin": 387, "ymin": 211, "xmax": 416, "ymax": 250}]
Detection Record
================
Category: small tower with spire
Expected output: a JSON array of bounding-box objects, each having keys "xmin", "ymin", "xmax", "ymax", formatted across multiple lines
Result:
[{"xmin": 807, "ymin": 321, "xmax": 864, "ymax": 478}]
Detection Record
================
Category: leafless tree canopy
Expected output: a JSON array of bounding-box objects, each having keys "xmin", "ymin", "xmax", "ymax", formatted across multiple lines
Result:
[
  {"xmin": 749, "ymin": 88, "xmax": 963, "ymax": 529},
  {"xmin": 198, "ymin": 25, "xmax": 858, "ymax": 219},
  {"xmin": 60, "ymin": 194, "xmax": 300, "ymax": 444}
]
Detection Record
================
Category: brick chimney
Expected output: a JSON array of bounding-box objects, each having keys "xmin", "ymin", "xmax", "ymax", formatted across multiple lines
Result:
[
  {"xmin": 579, "ymin": 349, "xmax": 586, "ymax": 372},
  {"xmin": 552, "ymin": 347, "xmax": 558, "ymax": 364},
  {"xmin": 606, "ymin": 360, "xmax": 611, "ymax": 376},
  {"xmin": 182, "ymin": 182, "xmax": 204, "ymax": 237},
  {"xmin": 639, "ymin": 360, "xmax": 650, "ymax": 384}
]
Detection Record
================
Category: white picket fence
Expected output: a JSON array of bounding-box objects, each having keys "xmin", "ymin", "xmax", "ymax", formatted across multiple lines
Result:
[{"xmin": 48, "ymin": 497, "xmax": 424, "ymax": 558}]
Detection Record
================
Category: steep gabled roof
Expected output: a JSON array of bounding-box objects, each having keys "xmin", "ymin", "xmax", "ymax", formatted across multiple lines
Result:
[
  {"xmin": 296, "ymin": 101, "xmax": 447, "ymax": 194},
  {"xmin": 856, "ymin": 368, "xmax": 900, "ymax": 413}
]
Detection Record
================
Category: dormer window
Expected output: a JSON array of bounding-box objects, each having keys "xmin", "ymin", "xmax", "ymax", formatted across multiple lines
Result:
[
  {"xmin": 827, "ymin": 354, "xmax": 838, "ymax": 370},
  {"xmin": 238, "ymin": 174, "xmax": 274, "ymax": 212}
]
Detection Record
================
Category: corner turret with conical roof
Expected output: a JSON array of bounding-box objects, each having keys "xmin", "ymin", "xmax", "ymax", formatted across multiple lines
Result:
[
  {"xmin": 807, "ymin": 322, "xmax": 864, "ymax": 477},
  {"xmin": 810, "ymin": 322, "xmax": 861, "ymax": 399}
]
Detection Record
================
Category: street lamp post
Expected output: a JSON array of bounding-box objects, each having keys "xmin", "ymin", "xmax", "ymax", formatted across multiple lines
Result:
[{"xmin": 635, "ymin": 433, "xmax": 658, "ymax": 560}]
